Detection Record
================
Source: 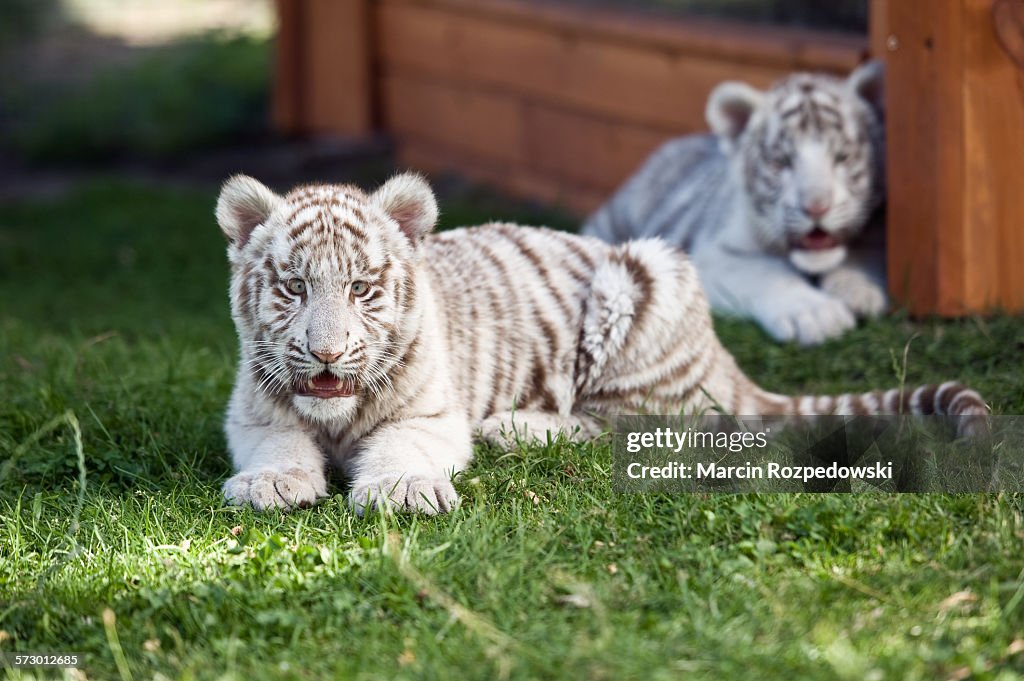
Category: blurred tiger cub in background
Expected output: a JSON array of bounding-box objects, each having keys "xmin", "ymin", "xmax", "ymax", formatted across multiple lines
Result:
[{"xmin": 584, "ymin": 61, "xmax": 886, "ymax": 346}]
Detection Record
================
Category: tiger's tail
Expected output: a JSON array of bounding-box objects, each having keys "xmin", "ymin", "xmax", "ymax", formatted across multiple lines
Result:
[{"xmin": 754, "ymin": 382, "xmax": 989, "ymax": 437}]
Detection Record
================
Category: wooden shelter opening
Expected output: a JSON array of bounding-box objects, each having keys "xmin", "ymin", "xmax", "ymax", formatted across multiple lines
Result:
[{"xmin": 274, "ymin": 0, "xmax": 1024, "ymax": 316}]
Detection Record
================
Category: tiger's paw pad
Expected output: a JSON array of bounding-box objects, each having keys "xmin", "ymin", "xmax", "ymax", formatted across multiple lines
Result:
[
  {"xmin": 760, "ymin": 292, "xmax": 856, "ymax": 346},
  {"xmin": 223, "ymin": 467, "xmax": 327, "ymax": 511},
  {"xmin": 822, "ymin": 269, "xmax": 887, "ymax": 318},
  {"xmin": 348, "ymin": 475, "xmax": 459, "ymax": 515}
]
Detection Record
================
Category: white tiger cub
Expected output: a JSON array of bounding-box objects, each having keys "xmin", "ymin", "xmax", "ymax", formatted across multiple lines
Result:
[
  {"xmin": 216, "ymin": 173, "xmax": 985, "ymax": 514},
  {"xmin": 584, "ymin": 61, "xmax": 886, "ymax": 346}
]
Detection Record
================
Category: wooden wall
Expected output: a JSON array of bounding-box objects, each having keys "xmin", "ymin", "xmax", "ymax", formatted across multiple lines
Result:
[
  {"xmin": 274, "ymin": 0, "xmax": 1024, "ymax": 316},
  {"xmin": 379, "ymin": 0, "xmax": 868, "ymax": 214},
  {"xmin": 276, "ymin": 0, "xmax": 865, "ymax": 214}
]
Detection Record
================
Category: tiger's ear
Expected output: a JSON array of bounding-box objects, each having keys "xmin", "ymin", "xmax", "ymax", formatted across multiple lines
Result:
[
  {"xmin": 848, "ymin": 60, "xmax": 885, "ymax": 118},
  {"xmin": 216, "ymin": 175, "xmax": 281, "ymax": 248},
  {"xmin": 706, "ymin": 81, "xmax": 763, "ymax": 146},
  {"xmin": 371, "ymin": 172, "xmax": 439, "ymax": 245}
]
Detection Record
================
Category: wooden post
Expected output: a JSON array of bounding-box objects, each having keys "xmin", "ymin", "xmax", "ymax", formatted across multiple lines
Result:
[
  {"xmin": 884, "ymin": 0, "xmax": 1024, "ymax": 315},
  {"xmin": 273, "ymin": 0, "xmax": 374, "ymax": 136},
  {"xmin": 273, "ymin": 0, "xmax": 305, "ymax": 133},
  {"xmin": 869, "ymin": 0, "xmax": 890, "ymax": 57}
]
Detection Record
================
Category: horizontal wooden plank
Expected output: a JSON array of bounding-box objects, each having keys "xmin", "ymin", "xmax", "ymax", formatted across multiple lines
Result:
[
  {"xmin": 522, "ymin": 102, "xmax": 667, "ymax": 192},
  {"xmin": 377, "ymin": 0, "xmax": 839, "ymax": 132},
  {"xmin": 396, "ymin": 136, "xmax": 607, "ymax": 217},
  {"xmin": 382, "ymin": 72, "xmax": 673, "ymax": 193},
  {"xmin": 391, "ymin": 0, "xmax": 867, "ymax": 71},
  {"xmin": 380, "ymin": 73, "xmax": 526, "ymax": 165}
]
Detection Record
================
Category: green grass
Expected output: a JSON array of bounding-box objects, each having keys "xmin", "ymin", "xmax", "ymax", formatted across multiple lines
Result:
[
  {"xmin": 2, "ymin": 180, "xmax": 1024, "ymax": 680},
  {"xmin": 4, "ymin": 32, "xmax": 270, "ymax": 163}
]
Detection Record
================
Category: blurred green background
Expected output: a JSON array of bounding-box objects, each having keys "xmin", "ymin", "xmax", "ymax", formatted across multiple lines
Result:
[{"xmin": 0, "ymin": 0, "xmax": 274, "ymax": 165}]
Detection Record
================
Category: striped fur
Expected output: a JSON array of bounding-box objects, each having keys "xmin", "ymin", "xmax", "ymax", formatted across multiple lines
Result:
[
  {"xmin": 584, "ymin": 61, "xmax": 887, "ymax": 346},
  {"xmin": 216, "ymin": 173, "xmax": 987, "ymax": 515}
]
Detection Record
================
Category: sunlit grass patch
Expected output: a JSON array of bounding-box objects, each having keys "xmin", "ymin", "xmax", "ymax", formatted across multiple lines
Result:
[{"xmin": 1, "ymin": 182, "xmax": 1023, "ymax": 679}]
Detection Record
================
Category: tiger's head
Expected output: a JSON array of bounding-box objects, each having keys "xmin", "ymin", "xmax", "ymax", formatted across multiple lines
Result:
[
  {"xmin": 216, "ymin": 173, "xmax": 438, "ymax": 423},
  {"xmin": 706, "ymin": 61, "xmax": 884, "ymax": 274}
]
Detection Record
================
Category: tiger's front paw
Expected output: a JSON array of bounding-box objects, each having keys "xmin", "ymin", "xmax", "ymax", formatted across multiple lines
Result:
[
  {"xmin": 223, "ymin": 467, "xmax": 327, "ymax": 511},
  {"xmin": 821, "ymin": 268, "xmax": 887, "ymax": 318},
  {"xmin": 348, "ymin": 474, "xmax": 459, "ymax": 516},
  {"xmin": 759, "ymin": 290, "xmax": 856, "ymax": 346}
]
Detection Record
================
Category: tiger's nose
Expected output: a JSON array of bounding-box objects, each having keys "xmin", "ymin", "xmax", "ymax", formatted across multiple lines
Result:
[
  {"xmin": 802, "ymin": 198, "xmax": 832, "ymax": 220},
  {"xmin": 311, "ymin": 350, "xmax": 343, "ymax": 365}
]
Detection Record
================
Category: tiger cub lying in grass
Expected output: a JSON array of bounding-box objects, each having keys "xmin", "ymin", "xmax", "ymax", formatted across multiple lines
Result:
[
  {"xmin": 584, "ymin": 62, "xmax": 886, "ymax": 346},
  {"xmin": 216, "ymin": 173, "xmax": 985, "ymax": 514}
]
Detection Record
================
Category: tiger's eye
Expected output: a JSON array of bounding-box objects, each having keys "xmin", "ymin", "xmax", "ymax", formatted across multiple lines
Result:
[
  {"xmin": 351, "ymin": 281, "xmax": 370, "ymax": 297},
  {"xmin": 775, "ymin": 155, "xmax": 792, "ymax": 169},
  {"xmin": 834, "ymin": 151, "xmax": 850, "ymax": 163},
  {"xmin": 286, "ymin": 278, "xmax": 306, "ymax": 295}
]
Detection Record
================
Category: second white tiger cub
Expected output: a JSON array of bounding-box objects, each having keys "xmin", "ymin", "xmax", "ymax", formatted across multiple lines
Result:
[
  {"xmin": 216, "ymin": 173, "xmax": 985, "ymax": 515},
  {"xmin": 584, "ymin": 62, "xmax": 886, "ymax": 346}
]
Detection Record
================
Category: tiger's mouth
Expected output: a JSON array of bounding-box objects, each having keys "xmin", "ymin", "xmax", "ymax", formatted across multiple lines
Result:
[
  {"xmin": 295, "ymin": 371, "xmax": 356, "ymax": 398},
  {"xmin": 793, "ymin": 227, "xmax": 841, "ymax": 252}
]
